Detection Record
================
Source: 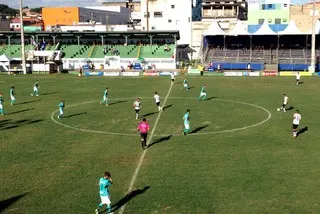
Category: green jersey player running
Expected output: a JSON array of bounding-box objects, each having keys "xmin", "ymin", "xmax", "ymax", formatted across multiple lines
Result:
[
  {"xmin": 183, "ymin": 78, "xmax": 189, "ymax": 91},
  {"xmin": 0, "ymin": 93, "xmax": 4, "ymax": 115},
  {"xmin": 10, "ymin": 86, "xmax": 15, "ymax": 105},
  {"xmin": 198, "ymin": 84, "xmax": 207, "ymax": 100},
  {"xmin": 95, "ymin": 171, "xmax": 113, "ymax": 214},
  {"xmin": 100, "ymin": 87, "xmax": 109, "ymax": 106},
  {"xmin": 183, "ymin": 109, "xmax": 190, "ymax": 136},
  {"xmin": 31, "ymin": 80, "xmax": 39, "ymax": 96},
  {"xmin": 58, "ymin": 100, "xmax": 65, "ymax": 119}
]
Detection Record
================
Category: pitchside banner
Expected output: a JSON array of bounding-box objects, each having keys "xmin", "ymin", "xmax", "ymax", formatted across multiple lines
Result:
[
  {"xmin": 85, "ymin": 72, "xmax": 104, "ymax": 76},
  {"xmin": 122, "ymin": 72, "xmax": 140, "ymax": 76},
  {"xmin": 103, "ymin": 72, "xmax": 120, "ymax": 76},
  {"xmin": 143, "ymin": 72, "xmax": 159, "ymax": 76},
  {"xmin": 262, "ymin": 71, "xmax": 278, "ymax": 76},
  {"xmin": 223, "ymin": 72, "xmax": 243, "ymax": 76},
  {"xmin": 159, "ymin": 72, "xmax": 180, "ymax": 76},
  {"xmin": 280, "ymin": 72, "xmax": 312, "ymax": 77},
  {"xmin": 243, "ymin": 72, "xmax": 260, "ymax": 77}
]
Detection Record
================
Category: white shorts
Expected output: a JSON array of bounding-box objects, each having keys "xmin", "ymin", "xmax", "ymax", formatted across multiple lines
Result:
[
  {"xmin": 200, "ymin": 92, "xmax": 206, "ymax": 97},
  {"xmin": 184, "ymin": 123, "xmax": 190, "ymax": 130},
  {"xmin": 183, "ymin": 83, "xmax": 188, "ymax": 88},
  {"xmin": 10, "ymin": 95, "xmax": 15, "ymax": 101},
  {"xmin": 59, "ymin": 109, "xmax": 64, "ymax": 115},
  {"xmin": 100, "ymin": 195, "xmax": 111, "ymax": 205},
  {"xmin": 33, "ymin": 87, "xmax": 38, "ymax": 92},
  {"xmin": 102, "ymin": 96, "xmax": 108, "ymax": 101},
  {"xmin": 0, "ymin": 104, "xmax": 2, "ymax": 109}
]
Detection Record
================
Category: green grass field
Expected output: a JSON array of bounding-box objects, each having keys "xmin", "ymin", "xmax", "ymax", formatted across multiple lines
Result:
[{"xmin": 1, "ymin": 74, "xmax": 320, "ymax": 214}]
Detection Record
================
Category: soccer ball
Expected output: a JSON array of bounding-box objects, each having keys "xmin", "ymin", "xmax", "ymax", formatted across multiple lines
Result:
[{"xmin": 277, "ymin": 108, "xmax": 280, "ymax": 111}]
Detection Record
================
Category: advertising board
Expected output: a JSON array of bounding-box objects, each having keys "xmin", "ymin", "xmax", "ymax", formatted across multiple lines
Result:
[
  {"xmin": 262, "ymin": 71, "xmax": 277, "ymax": 76},
  {"xmin": 122, "ymin": 72, "xmax": 140, "ymax": 76},
  {"xmin": 223, "ymin": 72, "xmax": 243, "ymax": 77},
  {"xmin": 143, "ymin": 72, "xmax": 159, "ymax": 76},
  {"xmin": 85, "ymin": 72, "xmax": 104, "ymax": 76},
  {"xmin": 159, "ymin": 71, "xmax": 180, "ymax": 76},
  {"xmin": 280, "ymin": 72, "xmax": 312, "ymax": 77},
  {"xmin": 103, "ymin": 72, "xmax": 120, "ymax": 76},
  {"xmin": 188, "ymin": 68, "xmax": 201, "ymax": 74}
]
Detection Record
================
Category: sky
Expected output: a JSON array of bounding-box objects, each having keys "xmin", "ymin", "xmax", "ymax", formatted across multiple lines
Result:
[{"xmin": 0, "ymin": 0, "xmax": 314, "ymax": 8}]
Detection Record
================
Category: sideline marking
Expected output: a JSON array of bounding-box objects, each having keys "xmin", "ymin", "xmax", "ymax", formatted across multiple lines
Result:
[
  {"xmin": 118, "ymin": 83, "xmax": 174, "ymax": 214},
  {"xmin": 50, "ymin": 97, "xmax": 272, "ymax": 137}
]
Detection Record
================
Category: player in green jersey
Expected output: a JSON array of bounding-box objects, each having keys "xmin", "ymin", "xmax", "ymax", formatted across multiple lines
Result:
[
  {"xmin": 31, "ymin": 80, "xmax": 39, "ymax": 96},
  {"xmin": 10, "ymin": 86, "xmax": 15, "ymax": 105},
  {"xmin": 182, "ymin": 78, "xmax": 189, "ymax": 91},
  {"xmin": 183, "ymin": 109, "xmax": 190, "ymax": 136},
  {"xmin": 58, "ymin": 100, "xmax": 65, "ymax": 119},
  {"xmin": 0, "ymin": 93, "xmax": 4, "ymax": 115},
  {"xmin": 100, "ymin": 87, "xmax": 109, "ymax": 106},
  {"xmin": 198, "ymin": 84, "xmax": 207, "ymax": 101},
  {"xmin": 95, "ymin": 171, "xmax": 113, "ymax": 214}
]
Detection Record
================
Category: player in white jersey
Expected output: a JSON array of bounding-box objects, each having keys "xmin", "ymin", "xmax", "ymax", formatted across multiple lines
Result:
[
  {"xmin": 295, "ymin": 72, "xmax": 301, "ymax": 85},
  {"xmin": 280, "ymin": 94, "xmax": 289, "ymax": 112},
  {"xmin": 133, "ymin": 98, "xmax": 141, "ymax": 119},
  {"xmin": 170, "ymin": 72, "xmax": 175, "ymax": 83},
  {"xmin": 154, "ymin": 92, "xmax": 162, "ymax": 112},
  {"xmin": 292, "ymin": 110, "xmax": 301, "ymax": 138}
]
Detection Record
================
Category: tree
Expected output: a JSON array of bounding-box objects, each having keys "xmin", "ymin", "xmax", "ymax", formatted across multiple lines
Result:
[
  {"xmin": 30, "ymin": 7, "xmax": 42, "ymax": 13},
  {"xmin": 22, "ymin": 12, "xmax": 26, "ymax": 16},
  {"xmin": 0, "ymin": 4, "xmax": 19, "ymax": 16}
]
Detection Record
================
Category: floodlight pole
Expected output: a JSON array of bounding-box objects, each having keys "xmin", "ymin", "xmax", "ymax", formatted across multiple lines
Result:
[
  {"xmin": 20, "ymin": 0, "xmax": 27, "ymax": 74},
  {"xmin": 311, "ymin": 0, "xmax": 316, "ymax": 73}
]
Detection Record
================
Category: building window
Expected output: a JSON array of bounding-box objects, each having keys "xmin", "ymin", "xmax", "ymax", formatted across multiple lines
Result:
[
  {"xmin": 258, "ymin": 19, "xmax": 264, "ymax": 25},
  {"xmin": 268, "ymin": 4, "xmax": 272, "ymax": 8},
  {"xmin": 171, "ymin": 5, "xmax": 175, "ymax": 9},
  {"xmin": 283, "ymin": 18, "xmax": 287, "ymax": 23},
  {"xmin": 262, "ymin": 4, "xmax": 265, "ymax": 10},
  {"xmin": 144, "ymin": 12, "xmax": 149, "ymax": 18},
  {"xmin": 168, "ymin": 19, "xmax": 172, "ymax": 23},
  {"xmin": 284, "ymin": 4, "xmax": 288, "ymax": 7},
  {"xmin": 151, "ymin": 26, "xmax": 156, "ymax": 30},
  {"xmin": 275, "ymin": 18, "xmax": 281, "ymax": 24},
  {"xmin": 268, "ymin": 19, "xmax": 272, "ymax": 23},
  {"xmin": 154, "ymin": 12, "xmax": 163, "ymax": 17}
]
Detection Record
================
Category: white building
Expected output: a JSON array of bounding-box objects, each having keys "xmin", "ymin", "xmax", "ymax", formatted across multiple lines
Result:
[{"xmin": 140, "ymin": 0, "xmax": 193, "ymax": 45}]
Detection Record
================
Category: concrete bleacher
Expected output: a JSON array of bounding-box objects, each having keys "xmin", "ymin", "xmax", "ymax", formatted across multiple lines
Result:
[
  {"xmin": 0, "ymin": 45, "xmax": 35, "ymax": 58},
  {"xmin": 140, "ymin": 44, "xmax": 174, "ymax": 58},
  {"xmin": 59, "ymin": 44, "xmax": 91, "ymax": 58}
]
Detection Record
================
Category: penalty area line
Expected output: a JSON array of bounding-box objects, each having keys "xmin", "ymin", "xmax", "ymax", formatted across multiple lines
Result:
[{"xmin": 118, "ymin": 82, "xmax": 174, "ymax": 214}]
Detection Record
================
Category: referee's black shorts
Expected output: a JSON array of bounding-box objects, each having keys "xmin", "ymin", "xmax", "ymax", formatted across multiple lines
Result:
[{"xmin": 140, "ymin": 132, "xmax": 148, "ymax": 139}]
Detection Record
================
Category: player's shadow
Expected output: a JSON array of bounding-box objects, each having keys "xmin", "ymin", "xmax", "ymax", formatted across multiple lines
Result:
[
  {"xmin": 7, "ymin": 108, "xmax": 34, "ymax": 115},
  {"xmin": 298, "ymin": 81, "xmax": 304, "ymax": 85},
  {"xmin": 148, "ymin": 135, "xmax": 172, "ymax": 148},
  {"xmin": 64, "ymin": 112, "xmax": 87, "ymax": 118},
  {"xmin": 206, "ymin": 96, "xmax": 217, "ymax": 100},
  {"xmin": 142, "ymin": 111, "xmax": 158, "ymax": 117},
  {"xmin": 297, "ymin": 126, "xmax": 308, "ymax": 137},
  {"xmin": 188, "ymin": 86, "xmax": 195, "ymax": 90},
  {"xmin": 41, "ymin": 92, "xmax": 59, "ymax": 96},
  {"xmin": 0, "ymin": 119, "xmax": 43, "ymax": 130},
  {"xmin": 163, "ymin": 104, "xmax": 172, "ymax": 111},
  {"xmin": 285, "ymin": 106, "xmax": 294, "ymax": 111},
  {"xmin": 189, "ymin": 125, "xmax": 209, "ymax": 134},
  {"xmin": 0, "ymin": 192, "xmax": 29, "ymax": 212},
  {"xmin": 111, "ymin": 186, "xmax": 150, "ymax": 212},
  {"xmin": 109, "ymin": 100, "xmax": 128, "ymax": 106},
  {"xmin": 16, "ymin": 100, "xmax": 41, "ymax": 105}
]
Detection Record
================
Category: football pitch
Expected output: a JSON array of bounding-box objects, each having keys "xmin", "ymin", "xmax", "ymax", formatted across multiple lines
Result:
[{"xmin": 1, "ymin": 74, "xmax": 320, "ymax": 213}]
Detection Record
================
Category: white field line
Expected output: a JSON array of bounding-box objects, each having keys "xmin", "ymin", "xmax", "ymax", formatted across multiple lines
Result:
[{"xmin": 118, "ymin": 82, "xmax": 174, "ymax": 214}]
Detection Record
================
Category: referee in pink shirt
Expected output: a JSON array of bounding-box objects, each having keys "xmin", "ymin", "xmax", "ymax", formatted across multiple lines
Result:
[{"xmin": 138, "ymin": 118, "xmax": 150, "ymax": 150}]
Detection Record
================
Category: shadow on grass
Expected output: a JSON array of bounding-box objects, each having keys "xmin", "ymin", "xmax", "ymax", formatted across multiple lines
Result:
[
  {"xmin": 189, "ymin": 125, "xmax": 209, "ymax": 134},
  {"xmin": 142, "ymin": 111, "xmax": 158, "ymax": 117},
  {"xmin": 110, "ymin": 186, "xmax": 150, "ymax": 212},
  {"xmin": 16, "ymin": 100, "xmax": 41, "ymax": 105},
  {"xmin": 297, "ymin": 126, "xmax": 308, "ymax": 137},
  {"xmin": 0, "ymin": 192, "xmax": 29, "ymax": 212},
  {"xmin": 109, "ymin": 100, "xmax": 128, "ymax": 106},
  {"xmin": 286, "ymin": 106, "xmax": 294, "ymax": 111},
  {"xmin": 0, "ymin": 119, "xmax": 43, "ymax": 131},
  {"xmin": 148, "ymin": 135, "xmax": 172, "ymax": 148},
  {"xmin": 206, "ymin": 96, "xmax": 217, "ymax": 100},
  {"xmin": 41, "ymin": 92, "xmax": 59, "ymax": 96},
  {"xmin": 7, "ymin": 108, "xmax": 34, "ymax": 115},
  {"xmin": 163, "ymin": 104, "xmax": 172, "ymax": 111},
  {"xmin": 64, "ymin": 112, "xmax": 87, "ymax": 118},
  {"xmin": 188, "ymin": 86, "xmax": 195, "ymax": 90},
  {"xmin": 298, "ymin": 81, "xmax": 304, "ymax": 85}
]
